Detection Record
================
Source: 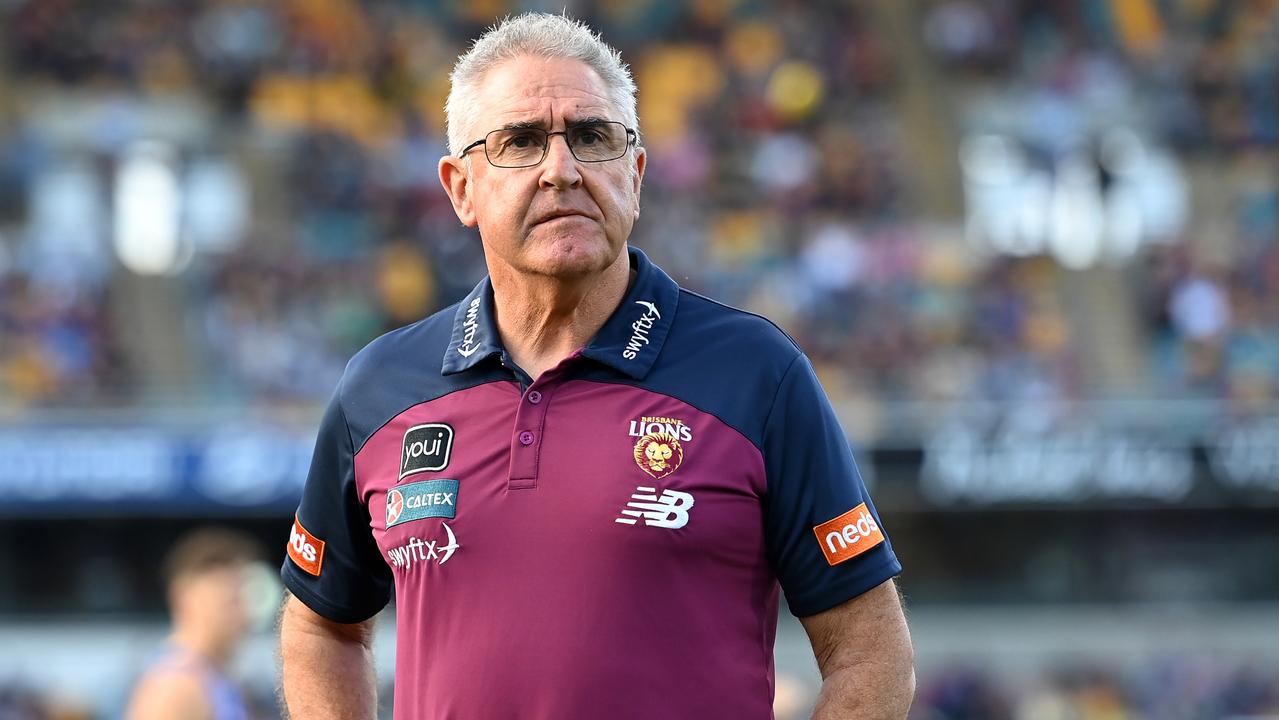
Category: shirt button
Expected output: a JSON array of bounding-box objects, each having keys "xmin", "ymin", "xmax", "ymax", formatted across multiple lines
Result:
[
  {"xmin": 527, "ymin": 390, "xmax": 542, "ymax": 404},
  {"xmin": 518, "ymin": 431, "xmax": 535, "ymax": 446}
]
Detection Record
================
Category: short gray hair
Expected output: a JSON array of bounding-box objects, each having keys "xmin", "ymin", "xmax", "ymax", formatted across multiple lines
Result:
[{"xmin": 445, "ymin": 13, "xmax": 640, "ymax": 156}]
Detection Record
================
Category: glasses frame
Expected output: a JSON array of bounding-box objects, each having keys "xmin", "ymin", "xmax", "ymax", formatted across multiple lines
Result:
[{"xmin": 460, "ymin": 121, "xmax": 638, "ymax": 169}]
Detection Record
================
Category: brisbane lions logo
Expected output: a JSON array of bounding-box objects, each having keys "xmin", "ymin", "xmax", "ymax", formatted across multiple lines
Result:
[{"xmin": 633, "ymin": 431, "xmax": 683, "ymax": 480}]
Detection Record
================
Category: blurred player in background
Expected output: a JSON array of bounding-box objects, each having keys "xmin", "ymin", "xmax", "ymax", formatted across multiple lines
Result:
[{"xmin": 126, "ymin": 527, "xmax": 260, "ymax": 720}]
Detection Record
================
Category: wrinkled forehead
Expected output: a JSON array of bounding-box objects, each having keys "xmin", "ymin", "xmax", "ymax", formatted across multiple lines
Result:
[{"xmin": 469, "ymin": 55, "xmax": 622, "ymax": 134}]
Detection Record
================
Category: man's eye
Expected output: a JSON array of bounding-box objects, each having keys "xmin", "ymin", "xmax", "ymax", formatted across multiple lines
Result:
[
  {"xmin": 508, "ymin": 132, "xmax": 543, "ymax": 149},
  {"xmin": 575, "ymin": 130, "xmax": 602, "ymax": 145}
]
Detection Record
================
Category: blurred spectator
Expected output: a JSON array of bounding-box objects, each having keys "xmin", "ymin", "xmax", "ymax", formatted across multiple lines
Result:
[
  {"xmin": 911, "ymin": 657, "xmax": 1279, "ymax": 720},
  {"xmin": 124, "ymin": 527, "xmax": 262, "ymax": 720},
  {"xmin": 0, "ymin": 681, "xmax": 52, "ymax": 720}
]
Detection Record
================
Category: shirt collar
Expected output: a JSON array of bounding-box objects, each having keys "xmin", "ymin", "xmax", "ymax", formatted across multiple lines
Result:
[
  {"xmin": 441, "ymin": 246, "xmax": 680, "ymax": 379},
  {"xmin": 579, "ymin": 246, "xmax": 680, "ymax": 380},
  {"xmin": 441, "ymin": 276, "xmax": 503, "ymax": 375}
]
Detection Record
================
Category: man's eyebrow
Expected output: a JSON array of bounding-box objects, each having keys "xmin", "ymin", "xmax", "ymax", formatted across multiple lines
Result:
[
  {"xmin": 497, "ymin": 119, "xmax": 547, "ymax": 131},
  {"xmin": 495, "ymin": 116, "xmax": 612, "ymax": 132},
  {"xmin": 566, "ymin": 116, "xmax": 609, "ymax": 127}
]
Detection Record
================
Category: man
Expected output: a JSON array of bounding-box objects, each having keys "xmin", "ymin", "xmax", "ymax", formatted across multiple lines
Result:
[
  {"xmin": 280, "ymin": 12, "xmax": 913, "ymax": 719},
  {"xmin": 127, "ymin": 527, "xmax": 260, "ymax": 720}
]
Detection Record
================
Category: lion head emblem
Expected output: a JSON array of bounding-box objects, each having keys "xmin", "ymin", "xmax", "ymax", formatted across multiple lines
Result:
[{"xmin": 633, "ymin": 432, "xmax": 683, "ymax": 479}]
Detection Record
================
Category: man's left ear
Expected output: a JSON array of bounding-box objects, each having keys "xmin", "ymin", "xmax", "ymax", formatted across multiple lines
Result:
[
  {"xmin": 631, "ymin": 147, "xmax": 647, "ymax": 219},
  {"xmin": 439, "ymin": 154, "xmax": 478, "ymax": 228}
]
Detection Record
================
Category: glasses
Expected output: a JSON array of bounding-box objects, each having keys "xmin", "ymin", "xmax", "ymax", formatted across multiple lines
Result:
[{"xmin": 461, "ymin": 121, "xmax": 637, "ymax": 169}]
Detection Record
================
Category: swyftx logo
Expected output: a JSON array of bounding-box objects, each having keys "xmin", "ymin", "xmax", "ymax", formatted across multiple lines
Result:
[
  {"xmin": 387, "ymin": 523, "xmax": 460, "ymax": 571},
  {"xmin": 457, "ymin": 297, "xmax": 481, "ymax": 358},
  {"xmin": 623, "ymin": 301, "xmax": 661, "ymax": 360}
]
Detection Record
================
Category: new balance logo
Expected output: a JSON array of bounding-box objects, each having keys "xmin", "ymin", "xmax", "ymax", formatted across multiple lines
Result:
[{"xmin": 615, "ymin": 486, "xmax": 694, "ymax": 528}]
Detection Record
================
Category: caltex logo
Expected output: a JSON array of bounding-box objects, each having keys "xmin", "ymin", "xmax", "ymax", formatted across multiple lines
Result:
[
  {"xmin": 384, "ymin": 479, "xmax": 459, "ymax": 528},
  {"xmin": 386, "ymin": 489, "xmax": 405, "ymax": 526}
]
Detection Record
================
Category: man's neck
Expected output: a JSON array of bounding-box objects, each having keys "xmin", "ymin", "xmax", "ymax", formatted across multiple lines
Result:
[{"xmin": 488, "ymin": 250, "xmax": 631, "ymax": 381}]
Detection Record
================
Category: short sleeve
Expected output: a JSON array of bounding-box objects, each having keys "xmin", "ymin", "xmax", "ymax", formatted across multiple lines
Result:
[
  {"xmin": 281, "ymin": 384, "xmax": 392, "ymax": 623},
  {"xmin": 763, "ymin": 354, "xmax": 901, "ymax": 617}
]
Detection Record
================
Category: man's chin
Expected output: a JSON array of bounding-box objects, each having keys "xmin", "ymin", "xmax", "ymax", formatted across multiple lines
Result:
[{"xmin": 524, "ymin": 237, "xmax": 622, "ymax": 279}]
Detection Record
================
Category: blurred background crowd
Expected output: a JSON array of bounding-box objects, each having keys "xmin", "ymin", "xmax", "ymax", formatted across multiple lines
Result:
[
  {"xmin": 0, "ymin": 0, "xmax": 1276, "ymax": 718},
  {"xmin": 1, "ymin": 0, "xmax": 1275, "ymax": 417}
]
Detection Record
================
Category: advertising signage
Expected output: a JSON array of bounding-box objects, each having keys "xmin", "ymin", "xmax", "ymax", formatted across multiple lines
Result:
[
  {"xmin": 875, "ymin": 415, "xmax": 1279, "ymax": 510},
  {"xmin": 0, "ymin": 423, "xmax": 312, "ymax": 515},
  {"xmin": 0, "ymin": 413, "xmax": 1276, "ymax": 515}
]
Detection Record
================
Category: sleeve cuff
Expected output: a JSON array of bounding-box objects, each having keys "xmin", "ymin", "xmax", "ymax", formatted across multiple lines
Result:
[
  {"xmin": 784, "ymin": 553, "xmax": 903, "ymax": 618},
  {"xmin": 281, "ymin": 561, "xmax": 388, "ymax": 624}
]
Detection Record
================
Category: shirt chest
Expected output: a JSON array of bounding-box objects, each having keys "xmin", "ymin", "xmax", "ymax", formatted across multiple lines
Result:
[{"xmin": 352, "ymin": 379, "xmax": 768, "ymax": 581}]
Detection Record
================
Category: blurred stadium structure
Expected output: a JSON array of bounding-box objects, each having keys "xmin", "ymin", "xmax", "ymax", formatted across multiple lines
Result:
[{"xmin": 0, "ymin": 0, "xmax": 1277, "ymax": 718}]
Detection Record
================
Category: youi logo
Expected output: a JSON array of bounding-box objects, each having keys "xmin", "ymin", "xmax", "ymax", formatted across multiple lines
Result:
[{"xmin": 400, "ymin": 423, "xmax": 454, "ymax": 480}]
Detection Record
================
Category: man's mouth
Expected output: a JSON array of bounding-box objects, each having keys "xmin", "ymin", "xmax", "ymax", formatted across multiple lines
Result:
[{"xmin": 535, "ymin": 210, "xmax": 592, "ymax": 224}]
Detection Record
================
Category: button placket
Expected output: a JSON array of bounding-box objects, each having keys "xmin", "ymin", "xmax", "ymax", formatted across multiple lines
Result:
[{"xmin": 509, "ymin": 383, "xmax": 554, "ymax": 489}]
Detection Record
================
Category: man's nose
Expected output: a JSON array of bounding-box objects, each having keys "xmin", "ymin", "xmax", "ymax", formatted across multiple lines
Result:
[{"xmin": 539, "ymin": 133, "xmax": 582, "ymax": 189}]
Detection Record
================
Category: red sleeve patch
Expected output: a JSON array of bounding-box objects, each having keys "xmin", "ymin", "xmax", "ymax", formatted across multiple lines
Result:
[
  {"xmin": 287, "ymin": 516, "xmax": 326, "ymax": 577},
  {"xmin": 812, "ymin": 503, "xmax": 885, "ymax": 566}
]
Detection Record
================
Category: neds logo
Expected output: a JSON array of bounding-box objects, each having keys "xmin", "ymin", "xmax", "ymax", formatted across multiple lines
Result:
[
  {"xmin": 290, "ymin": 526, "xmax": 316, "ymax": 562},
  {"xmin": 400, "ymin": 423, "xmax": 454, "ymax": 481},
  {"xmin": 288, "ymin": 516, "xmax": 325, "ymax": 577},
  {"xmin": 812, "ymin": 503, "xmax": 885, "ymax": 566}
]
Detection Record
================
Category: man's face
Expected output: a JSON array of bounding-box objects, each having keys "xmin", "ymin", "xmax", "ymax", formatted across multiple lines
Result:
[{"xmin": 440, "ymin": 56, "xmax": 646, "ymax": 280}]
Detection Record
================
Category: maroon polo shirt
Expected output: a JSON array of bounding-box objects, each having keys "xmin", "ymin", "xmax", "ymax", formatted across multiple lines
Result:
[{"xmin": 283, "ymin": 247, "xmax": 901, "ymax": 719}]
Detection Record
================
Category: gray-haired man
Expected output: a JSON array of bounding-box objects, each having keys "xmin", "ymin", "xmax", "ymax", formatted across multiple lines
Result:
[{"xmin": 279, "ymin": 13, "xmax": 914, "ymax": 719}]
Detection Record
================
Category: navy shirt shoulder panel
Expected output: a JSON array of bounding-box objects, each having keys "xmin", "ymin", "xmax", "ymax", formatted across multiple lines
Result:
[
  {"xmin": 589, "ymin": 284, "xmax": 900, "ymax": 617},
  {"xmin": 339, "ymin": 302, "xmax": 511, "ymax": 453},
  {"xmin": 758, "ymin": 352, "xmax": 901, "ymax": 616},
  {"xmin": 281, "ymin": 382, "xmax": 391, "ymax": 622},
  {"xmin": 625, "ymin": 288, "xmax": 803, "ymax": 448},
  {"xmin": 676, "ymin": 286, "xmax": 804, "ymax": 351},
  {"xmin": 343, "ymin": 303, "xmax": 455, "ymax": 387},
  {"xmin": 283, "ymin": 302, "xmax": 513, "ymax": 622}
]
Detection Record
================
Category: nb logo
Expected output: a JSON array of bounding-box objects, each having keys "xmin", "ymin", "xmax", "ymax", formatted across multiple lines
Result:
[{"xmin": 615, "ymin": 486, "xmax": 694, "ymax": 528}]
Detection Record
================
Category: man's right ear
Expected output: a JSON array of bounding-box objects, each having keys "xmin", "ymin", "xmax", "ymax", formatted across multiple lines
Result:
[{"xmin": 439, "ymin": 156, "xmax": 478, "ymax": 228}]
